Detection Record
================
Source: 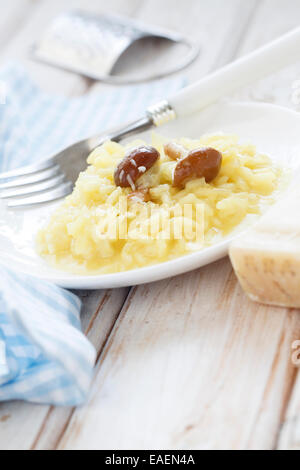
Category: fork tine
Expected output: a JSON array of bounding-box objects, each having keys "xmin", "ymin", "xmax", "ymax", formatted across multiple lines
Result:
[
  {"xmin": 0, "ymin": 165, "xmax": 60, "ymax": 190},
  {"xmin": 0, "ymin": 158, "xmax": 56, "ymax": 182},
  {"xmin": 0, "ymin": 174, "xmax": 65, "ymax": 199},
  {"xmin": 6, "ymin": 182, "xmax": 73, "ymax": 208}
]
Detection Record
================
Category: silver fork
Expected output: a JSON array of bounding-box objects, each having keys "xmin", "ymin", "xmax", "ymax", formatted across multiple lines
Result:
[
  {"xmin": 2, "ymin": 25, "xmax": 300, "ymax": 209},
  {"xmin": 0, "ymin": 101, "xmax": 175, "ymax": 209}
]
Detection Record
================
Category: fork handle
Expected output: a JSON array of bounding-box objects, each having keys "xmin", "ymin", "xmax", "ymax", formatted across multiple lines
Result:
[
  {"xmin": 99, "ymin": 27, "xmax": 300, "ymax": 145},
  {"xmin": 169, "ymin": 26, "xmax": 300, "ymax": 117}
]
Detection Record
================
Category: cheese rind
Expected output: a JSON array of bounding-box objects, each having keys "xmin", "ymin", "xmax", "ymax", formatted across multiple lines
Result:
[{"xmin": 229, "ymin": 188, "xmax": 300, "ymax": 308}]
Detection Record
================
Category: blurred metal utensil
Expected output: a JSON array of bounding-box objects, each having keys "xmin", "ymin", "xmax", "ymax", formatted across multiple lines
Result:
[{"xmin": 32, "ymin": 10, "xmax": 199, "ymax": 84}]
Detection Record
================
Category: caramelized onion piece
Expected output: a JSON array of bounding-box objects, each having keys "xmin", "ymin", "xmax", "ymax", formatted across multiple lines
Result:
[
  {"xmin": 173, "ymin": 147, "xmax": 222, "ymax": 188},
  {"xmin": 114, "ymin": 146, "xmax": 160, "ymax": 189}
]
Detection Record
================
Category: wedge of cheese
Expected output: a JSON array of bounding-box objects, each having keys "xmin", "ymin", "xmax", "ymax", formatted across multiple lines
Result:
[{"xmin": 229, "ymin": 188, "xmax": 300, "ymax": 307}]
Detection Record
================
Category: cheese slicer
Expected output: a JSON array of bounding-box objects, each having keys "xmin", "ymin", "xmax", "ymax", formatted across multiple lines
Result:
[{"xmin": 32, "ymin": 10, "xmax": 200, "ymax": 84}]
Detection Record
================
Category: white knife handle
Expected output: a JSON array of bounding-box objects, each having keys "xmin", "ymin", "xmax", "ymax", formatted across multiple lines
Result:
[{"xmin": 169, "ymin": 26, "xmax": 300, "ymax": 117}]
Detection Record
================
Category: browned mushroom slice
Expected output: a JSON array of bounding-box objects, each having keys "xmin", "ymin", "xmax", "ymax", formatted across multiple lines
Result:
[
  {"xmin": 173, "ymin": 147, "xmax": 222, "ymax": 188},
  {"xmin": 114, "ymin": 146, "xmax": 160, "ymax": 190}
]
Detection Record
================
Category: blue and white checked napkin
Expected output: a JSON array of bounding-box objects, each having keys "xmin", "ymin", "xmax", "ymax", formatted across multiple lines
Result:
[
  {"xmin": 0, "ymin": 63, "xmax": 184, "ymax": 405},
  {"xmin": 0, "ymin": 266, "xmax": 94, "ymax": 405}
]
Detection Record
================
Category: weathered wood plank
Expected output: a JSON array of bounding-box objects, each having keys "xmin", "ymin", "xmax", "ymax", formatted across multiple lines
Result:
[
  {"xmin": 57, "ymin": 262, "xmax": 300, "ymax": 450},
  {"xmin": 31, "ymin": 288, "xmax": 130, "ymax": 451},
  {"xmin": 277, "ymin": 368, "xmax": 300, "ymax": 450}
]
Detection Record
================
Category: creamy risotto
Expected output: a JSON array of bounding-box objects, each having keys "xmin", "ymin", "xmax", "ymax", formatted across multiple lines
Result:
[{"xmin": 37, "ymin": 134, "xmax": 283, "ymax": 274}]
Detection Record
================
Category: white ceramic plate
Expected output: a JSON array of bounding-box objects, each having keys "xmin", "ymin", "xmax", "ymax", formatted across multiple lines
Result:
[{"xmin": 0, "ymin": 101, "xmax": 299, "ymax": 289}]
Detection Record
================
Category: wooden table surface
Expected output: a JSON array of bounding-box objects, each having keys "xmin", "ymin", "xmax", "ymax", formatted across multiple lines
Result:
[{"xmin": 1, "ymin": 0, "xmax": 300, "ymax": 451}]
